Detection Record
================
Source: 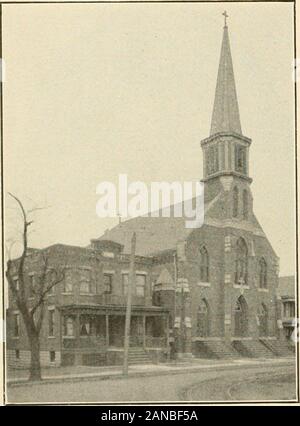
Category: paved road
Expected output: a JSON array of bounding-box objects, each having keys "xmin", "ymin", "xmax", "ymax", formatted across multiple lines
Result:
[{"xmin": 7, "ymin": 363, "xmax": 296, "ymax": 404}]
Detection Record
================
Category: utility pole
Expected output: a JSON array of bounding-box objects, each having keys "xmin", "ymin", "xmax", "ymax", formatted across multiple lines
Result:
[{"xmin": 123, "ymin": 232, "xmax": 136, "ymax": 376}]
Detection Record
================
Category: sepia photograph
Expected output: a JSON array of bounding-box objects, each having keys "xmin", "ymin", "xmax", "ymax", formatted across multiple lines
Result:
[{"xmin": 1, "ymin": 1, "xmax": 298, "ymax": 406}]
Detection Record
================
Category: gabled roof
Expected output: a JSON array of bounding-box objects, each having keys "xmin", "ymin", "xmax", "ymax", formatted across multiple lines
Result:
[{"xmin": 95, "ymin": 192, "xmax": 270, "ymax": 256}]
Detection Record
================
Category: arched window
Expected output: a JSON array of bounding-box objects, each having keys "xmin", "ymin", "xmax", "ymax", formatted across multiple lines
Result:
[
  {"xmin": 243, "ymin": 189, "xmax": 248, "ymax": 219},
  {"xmin": 235, "ymin": 238, "xmax": 248, "ymax": 285},
  {"xmin": 200, "ymin": 246, "xmax": 209, "ymax": 282},
  {"xmin": 259, "ymin": 258, "xmax": 267, "ymax": 288},
  {"xmin": 233, "ymin": 187, "xmax": 239, "ymax": 217},
  {"xmin": 197, "ymin": 299, "xmax": 209, "ymax": 337}
]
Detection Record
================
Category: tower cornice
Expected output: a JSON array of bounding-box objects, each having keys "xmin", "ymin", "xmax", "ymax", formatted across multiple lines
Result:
[
  {"xmin": 201, "ymin": 171, "xmax": 253, "ymax": 184},
  {"xmin": 201, "ymin": 132, "xmax": 252, "ymax": 147}
]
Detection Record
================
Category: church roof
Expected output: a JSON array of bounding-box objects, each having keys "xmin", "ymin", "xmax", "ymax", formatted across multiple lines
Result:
[
  {"xmin": 210, "ymin": 24, "xmax": 242, "ymax": 136},
  {"xmin": 97, "ymin": 215, "xmax": 189, "ymax": 256},
  {"xmin": 95, "ymin": 192, "xmax": 269, "ymax": 256}
]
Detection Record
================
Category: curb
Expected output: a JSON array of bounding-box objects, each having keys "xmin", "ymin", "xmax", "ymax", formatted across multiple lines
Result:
[{"xmin": 7, "ymin": 358, "xmax": 295, "ymax": 388}]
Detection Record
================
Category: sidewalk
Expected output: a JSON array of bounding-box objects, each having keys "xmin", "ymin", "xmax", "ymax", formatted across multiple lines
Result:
[{"xmin": 7, "ymin": 356, "xmax": 295, "ymax": 387}]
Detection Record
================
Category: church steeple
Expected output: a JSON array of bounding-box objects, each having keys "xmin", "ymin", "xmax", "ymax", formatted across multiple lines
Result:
[
  {"xmin": 201, "ymin": 14, "xmax": 252, "ymax": 184},
  {"xmin": 210, "ymin": 15, "xmax": 242, "ymax": 136}
]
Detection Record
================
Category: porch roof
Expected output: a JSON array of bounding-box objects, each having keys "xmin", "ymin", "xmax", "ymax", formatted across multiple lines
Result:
[{"xmin": 58, "ymin": 303, "xmax": 169, "ymax": 316}]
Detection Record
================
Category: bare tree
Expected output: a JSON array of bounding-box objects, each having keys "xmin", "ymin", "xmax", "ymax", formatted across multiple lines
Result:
[{"xmin": 6, "ymin": 193, "xmax": 65, "ymax": 381}]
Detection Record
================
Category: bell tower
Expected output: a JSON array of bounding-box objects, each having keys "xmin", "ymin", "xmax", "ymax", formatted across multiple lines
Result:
[{"xmin": 201, "ymin": 13, "xmax": 252, "ymax": 203}]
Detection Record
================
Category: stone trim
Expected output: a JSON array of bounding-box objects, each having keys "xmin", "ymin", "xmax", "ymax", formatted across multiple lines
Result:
[
  {"xmin": 197, "ymin": 282, "xmax": 211, "ymax": 287},
  {"xmin": 233, "ymin": 284, "xmax": 250, "ymax": 290}
]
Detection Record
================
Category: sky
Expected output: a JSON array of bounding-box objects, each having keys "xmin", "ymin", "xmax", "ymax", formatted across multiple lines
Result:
[{"xmin": 3, "ymin": 2, "xmax": 295, "ymax": 276}]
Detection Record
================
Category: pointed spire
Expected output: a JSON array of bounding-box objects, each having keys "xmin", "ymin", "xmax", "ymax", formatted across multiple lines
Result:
[{"xmin": 210, "ymin": 16, "xmax": 242, "ymax": 136}]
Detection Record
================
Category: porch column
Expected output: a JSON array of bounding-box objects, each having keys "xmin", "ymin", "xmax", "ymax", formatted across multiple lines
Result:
[
  {"xmin": 74, "ymin": 314, "xmax": 81, "ymax": 366},
  {"xmin": 183, "ymin": 281, "xmax": 192, "ymax": 355},
  {"xmin": 106, "ymin": 314, "xmax": 109, "ymax": 347},
  {"xmin": 143, "ymin": 315, "xmax": 146, "ymax": 348},
  {"xmin": 165, "ymin": 314, "xmax": 170, "ymax": 348}
]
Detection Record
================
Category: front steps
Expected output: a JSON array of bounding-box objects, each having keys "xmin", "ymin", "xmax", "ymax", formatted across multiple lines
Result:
[
  {"xmin": 128, "ymin": 347, "xmax": 152, "ymax": 365},
  {"xmin": 259, "ymin": 338, "xmax": 295, "ymax": 357},
  {"xmin": 232, "ymin": 339, "xmax": 274, "ymax": 358},
  {"xmin": 201, "ymin": 340, "xmax": 240, "ymax": 359},
  {"xmin": 194, "ymin": 338, "xmax": 293, "ymax": 360}
]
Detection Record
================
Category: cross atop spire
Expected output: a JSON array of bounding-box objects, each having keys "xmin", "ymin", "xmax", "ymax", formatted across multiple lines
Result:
[
  {"xmin": 210, "ymin": 21, "xmax": 242, "ymax": 136},
  {"xmin": 222, "ymin": 10, "xmax": 228, "ymax": 27}
]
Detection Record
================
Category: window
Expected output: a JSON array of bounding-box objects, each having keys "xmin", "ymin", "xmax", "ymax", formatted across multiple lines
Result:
[
  {"xmin": 50, "ymin": 351, "xmax": 56, "ymax": 362},
  {"xmin": 283, "ymin": 302, "xmax": 295, "ymax": 318},
  {"xmin": 233, "ymin": 187, "xmax": 239, "ymax": 217},
  {"xmin": 13, "ymin": 313, "xmax": 20, "ymax": 337},
  {"xmin": 80, "ymin": 316, "xmax": 91, "ymax": 336},
  {"xmin": 63, "ymin": 316, "xmax": 74, "ymax": 337},
  {"xmin": 259, "ymin": 258, "xmax": 267, "ymax": 288},
  {"xmin": 235, "ymin": 238, "xmax": 248, "ymax": 285},
  {"xmin": 104, "ymin": 274, "xmax": 113, "ymax": 294},
  {"xmin": 80, "ymin": 281, "xmax": 90, "ymax": 294},
  {"xmin": 63, "ymin": 271, "xmax": 73, "ymax": 293},
  {"xmin": 28, "ymin": 275, "xmax": 35, "ymax": 298},
  {"xmin": 243, "ymin": 190, "xmax": 248, "ymax": 219},
  {"xmin": 15, "ymin": 349, "xmax": 20, "ymax": 359},
  {"xmin": 80, "ymin": 270, "xmax": 92, "ymax": 294},
  {"xmin": 199, "ymin": 246, "xmax": 209, "ymax": 282},
  {"xmin": 13, "ymin": 277, "xmax": 19, "ymax": 291},
  {"xmin": 48, "ymin": 309, "xmax": 55, "ymax": 337},
  {"xmin": 122, "ymin": 274, "xmax": 129, "ymax": 296},
  {"xmin": 47, "ymin": 270, "xmax": 56, "ymax": 294},
  {"xmin": 136, "ymin": 274, "xmax": 146, "ymax": 297},
  {"xmin": 207, "ymin": 145, "xmax": 219, "ymax": 175},
  {"xmin": 235, "ymin": 144, "xmax": 247, "ymax": 174}
]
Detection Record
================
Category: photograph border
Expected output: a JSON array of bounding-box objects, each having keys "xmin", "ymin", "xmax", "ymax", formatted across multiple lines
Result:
[{"xmin": 0, "ymin": 0, "xmax": 298, "ymax": 406}]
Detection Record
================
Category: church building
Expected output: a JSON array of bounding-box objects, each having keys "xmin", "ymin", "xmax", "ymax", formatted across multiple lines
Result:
[{"xmin": 6, "ymin": 18, "xmax": 293, "ymax": 368}]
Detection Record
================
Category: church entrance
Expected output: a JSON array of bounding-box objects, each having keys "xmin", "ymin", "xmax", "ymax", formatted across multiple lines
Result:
[
  {"xmin": 258, "ymin": 304, "xmax": 268, "ymax": 337},
  {"xmin": 234, "ymin": 296, "xmax": 248, "ymax": 337}
]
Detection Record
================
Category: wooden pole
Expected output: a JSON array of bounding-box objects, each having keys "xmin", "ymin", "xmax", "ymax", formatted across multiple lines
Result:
[{"xmin": 123, "ymin": 232, "xmax": 136, "ymax": 376}]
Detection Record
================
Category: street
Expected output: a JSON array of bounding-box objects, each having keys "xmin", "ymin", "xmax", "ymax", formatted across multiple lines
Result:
[{"xmin": 7, "ymin": 362, "xmax": 296, "ymax": 403}]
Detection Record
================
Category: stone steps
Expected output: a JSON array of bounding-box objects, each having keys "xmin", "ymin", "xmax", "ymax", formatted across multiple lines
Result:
[
  {"xmin": 205, "ymin": 341, "xmax": 240, "ymax": 359},
  {"xmin": 128, "ymin": 347, "xmax": 152, "ymax": 365},
  {"xmin": 195, "ymin": 341, "xmax": 239, "ymax": 359},
  {"xmin": 260, "ymin": 339, "xmax": 295, "ymax": 357},
  {"xmin": 233, "ymin": 339, "xmax": 274, "ymax": 358}
]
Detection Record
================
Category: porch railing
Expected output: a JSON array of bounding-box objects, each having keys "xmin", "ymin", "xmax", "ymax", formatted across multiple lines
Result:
[
  {"xmin": 63, "ymin": 336, "xmax": 107, "ymax": 349},
  {"xmin": 108, "ymin": 335, "xmax": 167, "ymax": 348},
  {"xmin": 108, "ymin": 334, "xmax": 144, "ymax": 347},
  {"xmin": 145, "ymin": 336, "xmax": 167, "ymax": 348}
]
